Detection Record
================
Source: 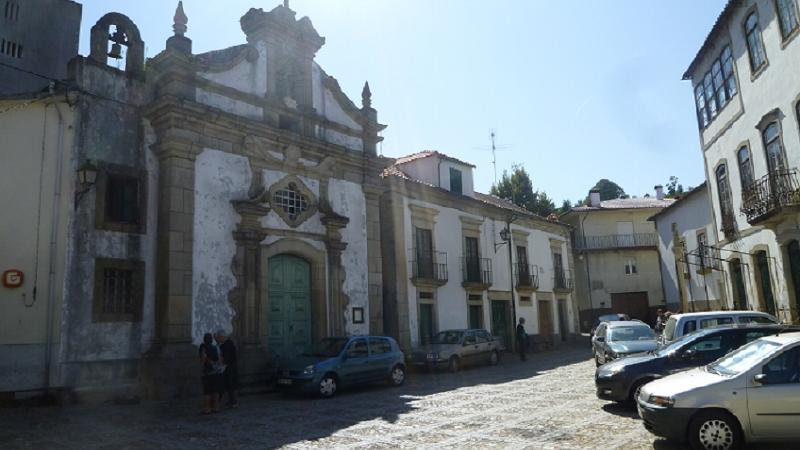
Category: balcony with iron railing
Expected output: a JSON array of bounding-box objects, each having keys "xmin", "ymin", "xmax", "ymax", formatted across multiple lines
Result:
[
  {"xmin": 514, "ymin": 263, "xmax": 539, "ymax": 291},
  {"xmin": 410, "ymin": 251, "xmax": 448, "ymax": 287},
  {"xmin": 461, "ymin": 257, "xmax": 493, "ymax": 289},
  {"xmin": 553, "ymin": 269, "xmax": 573, "ymax": 293},
  {"xmin": 574, "ymin": 233, "xmax": 659, "ymax": 252},
  {"xmin": 691, "ymin": 245, "xmax": 722, "ymax": 273},
  {"xmin": 741, "ymin": 169, "xmax": 800, "ymax": 224}
]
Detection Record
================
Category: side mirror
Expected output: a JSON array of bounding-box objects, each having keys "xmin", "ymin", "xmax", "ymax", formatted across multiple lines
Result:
[
  {"xmin": 596, "ymin": 337, "xmax": 605, "ymax": 342},
  {"xmin": 754, "ymin": 373, "xmax": 769, "ymax": 384}
]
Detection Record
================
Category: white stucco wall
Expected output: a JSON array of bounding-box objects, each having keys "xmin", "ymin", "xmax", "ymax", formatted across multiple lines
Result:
[
  {"xmin": 654, "ymin": 187, "xmax": 723, "ymax": 308},
  {"xmin": 197, "ymin": 42, "xmax": 268, "ymax": 97},
  {"xmin": 690, "ymin": 0, "xmax": 800, "ymax": 317},
  {"xmin": 438, "ymin": 160, "xmax": 475, "ymax": 197},
  {"xmin": 402, "ymin": 197, "xmax": 575, "ymax": 346},
  {"xmin": 193, "ymin": 149, "xmax": 251, "ymax": 343}
]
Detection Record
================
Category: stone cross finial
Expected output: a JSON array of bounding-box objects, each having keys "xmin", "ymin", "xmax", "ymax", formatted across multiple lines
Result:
[
  {"xmin": 173, "ymin": 1, "xmax": 188, "ymax": 36},
  {"xmin": 362, "ymin": 81, "xmax": 372, "ymax": 108}
]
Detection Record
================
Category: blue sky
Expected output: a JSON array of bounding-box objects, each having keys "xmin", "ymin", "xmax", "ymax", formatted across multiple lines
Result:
[{"xmin": 77, "ymin": 0, "xmax": 726, "ymax": 204}]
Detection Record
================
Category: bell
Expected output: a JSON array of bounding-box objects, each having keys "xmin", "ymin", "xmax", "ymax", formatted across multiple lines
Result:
[{"xmin": 108, "ymin": 42, "xmax": 122, "ymax": 60}]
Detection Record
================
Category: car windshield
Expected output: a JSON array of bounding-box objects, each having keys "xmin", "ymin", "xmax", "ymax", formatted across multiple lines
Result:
[
  {"xmin": 307, "ymin": 338, "xmax": 349, "ymax": 357},
  {"xmin": 608, "ymin": 326, "xmax": 655, "ymax": 342},
  {"xmin": 708, "ymin": 339, "xmax": 782, "ymax": 376},
  {"xmin": 431, "ymin": 331, "xmax": 464, "ymax": 345},
  {"xmin": 656, "ymin": 329, "xmax": 708, "ymax": 357},
  {"xmin": 662, "ymin": 317, "xmax": 677, "ymax": 341}
]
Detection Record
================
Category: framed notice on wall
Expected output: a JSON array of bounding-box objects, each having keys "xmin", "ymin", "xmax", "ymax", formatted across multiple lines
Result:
[{"xmin": 352, "ymin": 307, "xmax": 364, "ymax": 324}]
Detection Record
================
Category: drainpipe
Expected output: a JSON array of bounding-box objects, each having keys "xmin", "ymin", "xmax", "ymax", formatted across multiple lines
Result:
[{"xmin": 43, "ymin": 98, "xmax": 67, "ymax": 392}]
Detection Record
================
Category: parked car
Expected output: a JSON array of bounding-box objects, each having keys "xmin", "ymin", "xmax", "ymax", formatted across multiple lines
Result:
[
  {"xmin": 660, "ymin": 310, "xmax": 778, "ymax": 345},
  {"xmin": 592, "ymin": 320, "xmax": 658, "ymax": 366},
  {"xmin": 596, "ymin": 324, "xmax": 800, "ymax": 404},
  {"xmin": 589, "ymin": 313, "xmax": 631, "ymax": 345},
  {"xmin": 275, "ymin": 336, "xmax": 406, "ymax": 398},
  {"xmin": 410, "ymin": 329, "xmax": 500, "ymax": 372},
  {"xmin": 637, "ymin": 331, "xmax": 800, "ymax": 449}
]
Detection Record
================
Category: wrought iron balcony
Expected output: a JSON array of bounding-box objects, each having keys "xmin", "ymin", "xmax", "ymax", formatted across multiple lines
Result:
[
  {"xmin": 410, "ymin": 251, "xmax": 448, "ymax": 286},
  {"xmin": 461, "ymin": 257, "xmax": 493, "ymax": 288},
  {"xmin": 741, "ymin": 169, "xmax": 800, "ymax": 224},
  {"xmin": 574, "ymin": 233, "xmax": 659, "ymax": 251},
  {"xmin": 553, "ymin": 269, "xmax": 573, "ymax": 292},
  {"xmin": 691, "ymin": 245, "xmax": 722, "ymax": 271},
  {"xmin": 514, "ymin": 263, "xmax": 539, "ymax": 290}
]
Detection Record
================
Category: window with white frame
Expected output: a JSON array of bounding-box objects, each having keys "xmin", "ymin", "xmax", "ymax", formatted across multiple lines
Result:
[{"xmin": 624, "ymin": 258, "xmax": 637, "ymax": 275}]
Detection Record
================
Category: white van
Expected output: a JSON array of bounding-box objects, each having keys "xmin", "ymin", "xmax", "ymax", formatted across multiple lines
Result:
[{"xmin": 661, "ymin": 311, "xmax": 778, "ymax": 344}]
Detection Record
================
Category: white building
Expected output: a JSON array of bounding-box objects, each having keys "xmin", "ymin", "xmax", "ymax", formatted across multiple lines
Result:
[
  {"xmin": 651, "ymin": 183, "xmax": 725, "ymax": 313},
  {"xmin": 380, "ymin": 151, "xmax": 579, "ymax": 351},
  {"xmin": 684, "ymin": 0, "xmax": 800, "ymax": 322}
]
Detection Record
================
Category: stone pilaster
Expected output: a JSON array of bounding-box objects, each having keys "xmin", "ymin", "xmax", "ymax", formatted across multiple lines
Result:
[
  {"xmin": 364, "ymin": 186, "xmax": 384, "ymax": 334},
  {"xmin": 322, "ymin": 212, "xmax": 349, "ymax": 336},
  {"xmin": 231, "ymin": 201, "xmax": 270, "ymax": 345}
]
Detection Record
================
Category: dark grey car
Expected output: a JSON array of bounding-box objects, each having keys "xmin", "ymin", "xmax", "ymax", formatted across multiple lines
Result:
[
  {"xmin": 593, "ymin": 320, "xmax": 658, "ymax": 366},
  {"xmin": 410, "ymin": 329, "xmax": 501, "ymax": 372}
]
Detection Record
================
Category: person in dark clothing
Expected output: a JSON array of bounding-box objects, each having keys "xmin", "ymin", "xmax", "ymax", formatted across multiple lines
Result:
[
  {"xmin": 215, "ymin": 329, "xmax": 238, "ymax": 408},
  {"xmin": 516, "ymin": 317, "xmax": 528, "ymax": 361},
  {"xmin": 199, "ymin": 332, "xmax": 223, "ymax": 414}
]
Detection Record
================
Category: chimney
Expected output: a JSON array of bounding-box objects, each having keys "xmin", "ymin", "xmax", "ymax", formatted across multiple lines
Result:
[
  {"xmin": 654, "ymin": 185, "xmax": 664, "ymax": 200},
  {"xmin": 589, "ymin": 189, "xmax": 601, "ymax": 207}
]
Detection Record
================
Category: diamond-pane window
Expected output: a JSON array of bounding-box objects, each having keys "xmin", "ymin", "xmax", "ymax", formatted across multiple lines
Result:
[{"xmin": 273, "ymin": 182, "xmax": 309, "ymax": 221}]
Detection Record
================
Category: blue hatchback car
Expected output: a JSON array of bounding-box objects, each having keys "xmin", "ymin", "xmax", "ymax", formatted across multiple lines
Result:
[{"xmin": 275, "ymin": 336, "xmax": 406, "ymax": 397}]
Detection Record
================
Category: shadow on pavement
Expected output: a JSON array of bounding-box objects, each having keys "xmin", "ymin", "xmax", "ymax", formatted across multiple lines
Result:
[
  {"xmin": 600, "ymin": 402, "xmax": 638, "ymax": 419},
  {"xmin": 0, "ymin": 343, "xmax": 592, "ymax": 449}
]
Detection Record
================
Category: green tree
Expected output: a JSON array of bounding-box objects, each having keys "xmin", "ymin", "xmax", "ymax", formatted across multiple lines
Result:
[
  {"xmin": 666, "ymin": 176, "xmax": 685, "ymax": 198},
  {"xmin": 583, "ymin": 179, "xmax": 626, "ymax": 203},
  {"xmin": 558, "ymin": 199, "xmax": 573, "ymax": 214},
  {"xmin": 490, "ymin": 165, "xmax": 555, "ymax": 216}
]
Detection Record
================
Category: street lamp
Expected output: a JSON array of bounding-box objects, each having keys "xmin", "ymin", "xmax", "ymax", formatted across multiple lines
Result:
[
  {"xmin": 75, "ymin": 160, "xmax": 98, "ymax": 208},
  {"xmin": 496, "ymin": 215, "xmax": 518, "ymax": 352}
]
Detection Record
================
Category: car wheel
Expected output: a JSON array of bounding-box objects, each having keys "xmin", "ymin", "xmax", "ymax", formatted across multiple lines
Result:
[
  {"xmin": 448, "ymin": 356, "xmax": 460, "ymax": 373},
  {"xmin": 628, "ymin": 379, "xmax": 650, "ymax": 405},
  {"xmin": 688, "ymin": 410, "xmax": 742, "ymax": 450},
  {"xmin": 489, "ymin": 350, "xmax": 499, "ymax": 366},
  {"xmin": 389, "ymin": 365, "xmax": 406, "ymax": 386},
  {"xmin": 318, "ymin": 374, "xmax": 337, "ymax": 398}
]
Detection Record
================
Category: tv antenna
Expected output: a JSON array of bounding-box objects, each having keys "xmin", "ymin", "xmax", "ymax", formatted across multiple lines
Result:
[{"xmin": 475, "ymin": 129, "xmax": 509, "ymax": 186}]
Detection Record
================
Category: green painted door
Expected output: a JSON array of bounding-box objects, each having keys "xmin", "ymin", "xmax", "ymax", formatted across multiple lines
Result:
[
  {"xmin": 268, "ymin": 255, "xmax": 311, "ymax": 360},
  {"xmin": 491, "ymin": 300, "xmax": 510, "ymax": 350}
]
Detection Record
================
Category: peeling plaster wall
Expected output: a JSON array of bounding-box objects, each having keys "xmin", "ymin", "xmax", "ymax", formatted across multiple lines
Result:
[
  {"xmin": 329, "ymin": 179, "xmax": 368, "ymax": 335},
  {"xmin": 59, "ymin": 94, "xmax": 157, "ymax": 388},
  {"xmin": 198, "ymin": 42, "xmax": 268, "ymax": 96},
  {"xmin": 192, "ymin": 149, "xmax": 251, "ymax": 344},
  {"xmin": 322, "ymin": 129, "xmax": 363, "ymax": 153},
  {"xmin": 195, "ymin": 88, "xmax": 264, "ymax": 121}
]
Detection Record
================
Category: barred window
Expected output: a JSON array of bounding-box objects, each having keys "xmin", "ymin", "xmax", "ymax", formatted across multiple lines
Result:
[
  {"xmin": 745, "ymin": 12, "xmax": 767, "ymax": 72},
  {"xmin": 93, "ymin": 259, "xmax": 144, "ymax": 322},
  {"xmin": 776, "ymin": 0, "xmax": 799, "ymax": 39},
  {"xmin": 272, "ymin": 182, "xmax": 309, "ymax": 221}
]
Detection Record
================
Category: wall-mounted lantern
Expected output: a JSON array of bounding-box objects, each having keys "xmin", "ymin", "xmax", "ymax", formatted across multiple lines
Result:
[{"xmin": 75, "ymin": 160, "xmax": 98, "ymax": 208}]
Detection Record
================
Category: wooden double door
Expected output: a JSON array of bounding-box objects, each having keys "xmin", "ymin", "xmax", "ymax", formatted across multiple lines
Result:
[{"xmin": 268, "ymin": 254, "xmax": 312, "ymax": 360}]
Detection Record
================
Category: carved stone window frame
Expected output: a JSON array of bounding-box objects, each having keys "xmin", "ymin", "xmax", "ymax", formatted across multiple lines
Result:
[
  {"xmin": 93, "ymin": 258, "xmax": 144, "ymax": 323},
  {"xmin": 95, "ymin": 163, "xmax": 147, "ymax": 234},
  {"xmin": 268, "ymin": 175, "xmax": 317, "ymax": 228}
]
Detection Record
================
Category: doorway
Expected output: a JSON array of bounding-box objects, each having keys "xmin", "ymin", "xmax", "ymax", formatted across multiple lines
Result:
[
  {"xmin": 755, "ymin": 251, "xmax": 776, "ymax": 315},
  {"xmin": 557, "ymin": 299, "xmax": 569, "ymax": 342},
  {"xmin": 610, "ymin": 292, "xmax": 650, "ymax": 322},
  {"xmin": 491, "ymin": 300, "xmax": 511, "ymax": 350},
  {"xmin": 730, "ymin": 258, "xmax": 748, "ymax": 310},
  {"xmin": 788, "ymin": 241, "xmax": 800, "ymax": 318},
  {"xmin": 267, "ymin": 254, "xmax": 312, "ymax": 360}
]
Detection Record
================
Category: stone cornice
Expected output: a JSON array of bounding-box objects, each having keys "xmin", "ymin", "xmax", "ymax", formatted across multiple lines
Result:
[{"xmin": 143, "ymin": 95, "xmax": 386, "ymax": 177}]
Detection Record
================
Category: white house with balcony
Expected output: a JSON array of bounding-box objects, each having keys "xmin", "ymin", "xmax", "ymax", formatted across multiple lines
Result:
[
  {"xmin": 650, "ymin": 183, "xmax": 726, "ymax": 313},
  {"xmin": 684, "ymin": 0, "xmax": 800, "ymax": 322},
  {"xmin": 562, "ymin": 188, "xmax": 674, "ymax": 331},
  {"xmin": 379, "ymin": 151, "xmax": 578, "ymax": 352}
]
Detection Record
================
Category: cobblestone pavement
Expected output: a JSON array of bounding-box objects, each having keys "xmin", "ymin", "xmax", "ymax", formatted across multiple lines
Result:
[{"xmin": 0, "ymin": 343, "xmax": 792, "ymax": 449}]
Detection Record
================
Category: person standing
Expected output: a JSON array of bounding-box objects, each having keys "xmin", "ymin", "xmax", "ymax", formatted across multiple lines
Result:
[
  {"xmin": 654, "ymin": 309, "xmax": 665, "ymax": 335},
  {"xmin": 215, "ymin": 329, "xmax": 239, "ymax": 408},
  {"xmin": 199, "ymin": 333, "xmax": 223, "ymax": 414},
  {"xmin": 516, "ymin": 317, "xmax": 528, "ymax": 362}
]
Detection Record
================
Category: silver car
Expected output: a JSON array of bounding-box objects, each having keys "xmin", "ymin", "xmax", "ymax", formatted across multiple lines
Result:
[
  {"xmin": 637, "ymin": 331, "xmax": 800, "ymax": 449},
  {"xmin": 410, "ymin": 329, "xmax": 501, "ymax": 372},
  {"xmin": 592, "ymin": 320, "xmax": 658, "ymax": 366}
]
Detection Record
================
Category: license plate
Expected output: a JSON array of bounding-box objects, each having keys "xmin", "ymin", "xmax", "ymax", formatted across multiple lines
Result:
[
  {"xmin": 426, "ymin": 353, "xmax": 436, "ymax": 361},
  {"xmin": 277, "ymin": 378, "xmax": 292, "ymax": 385}
]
